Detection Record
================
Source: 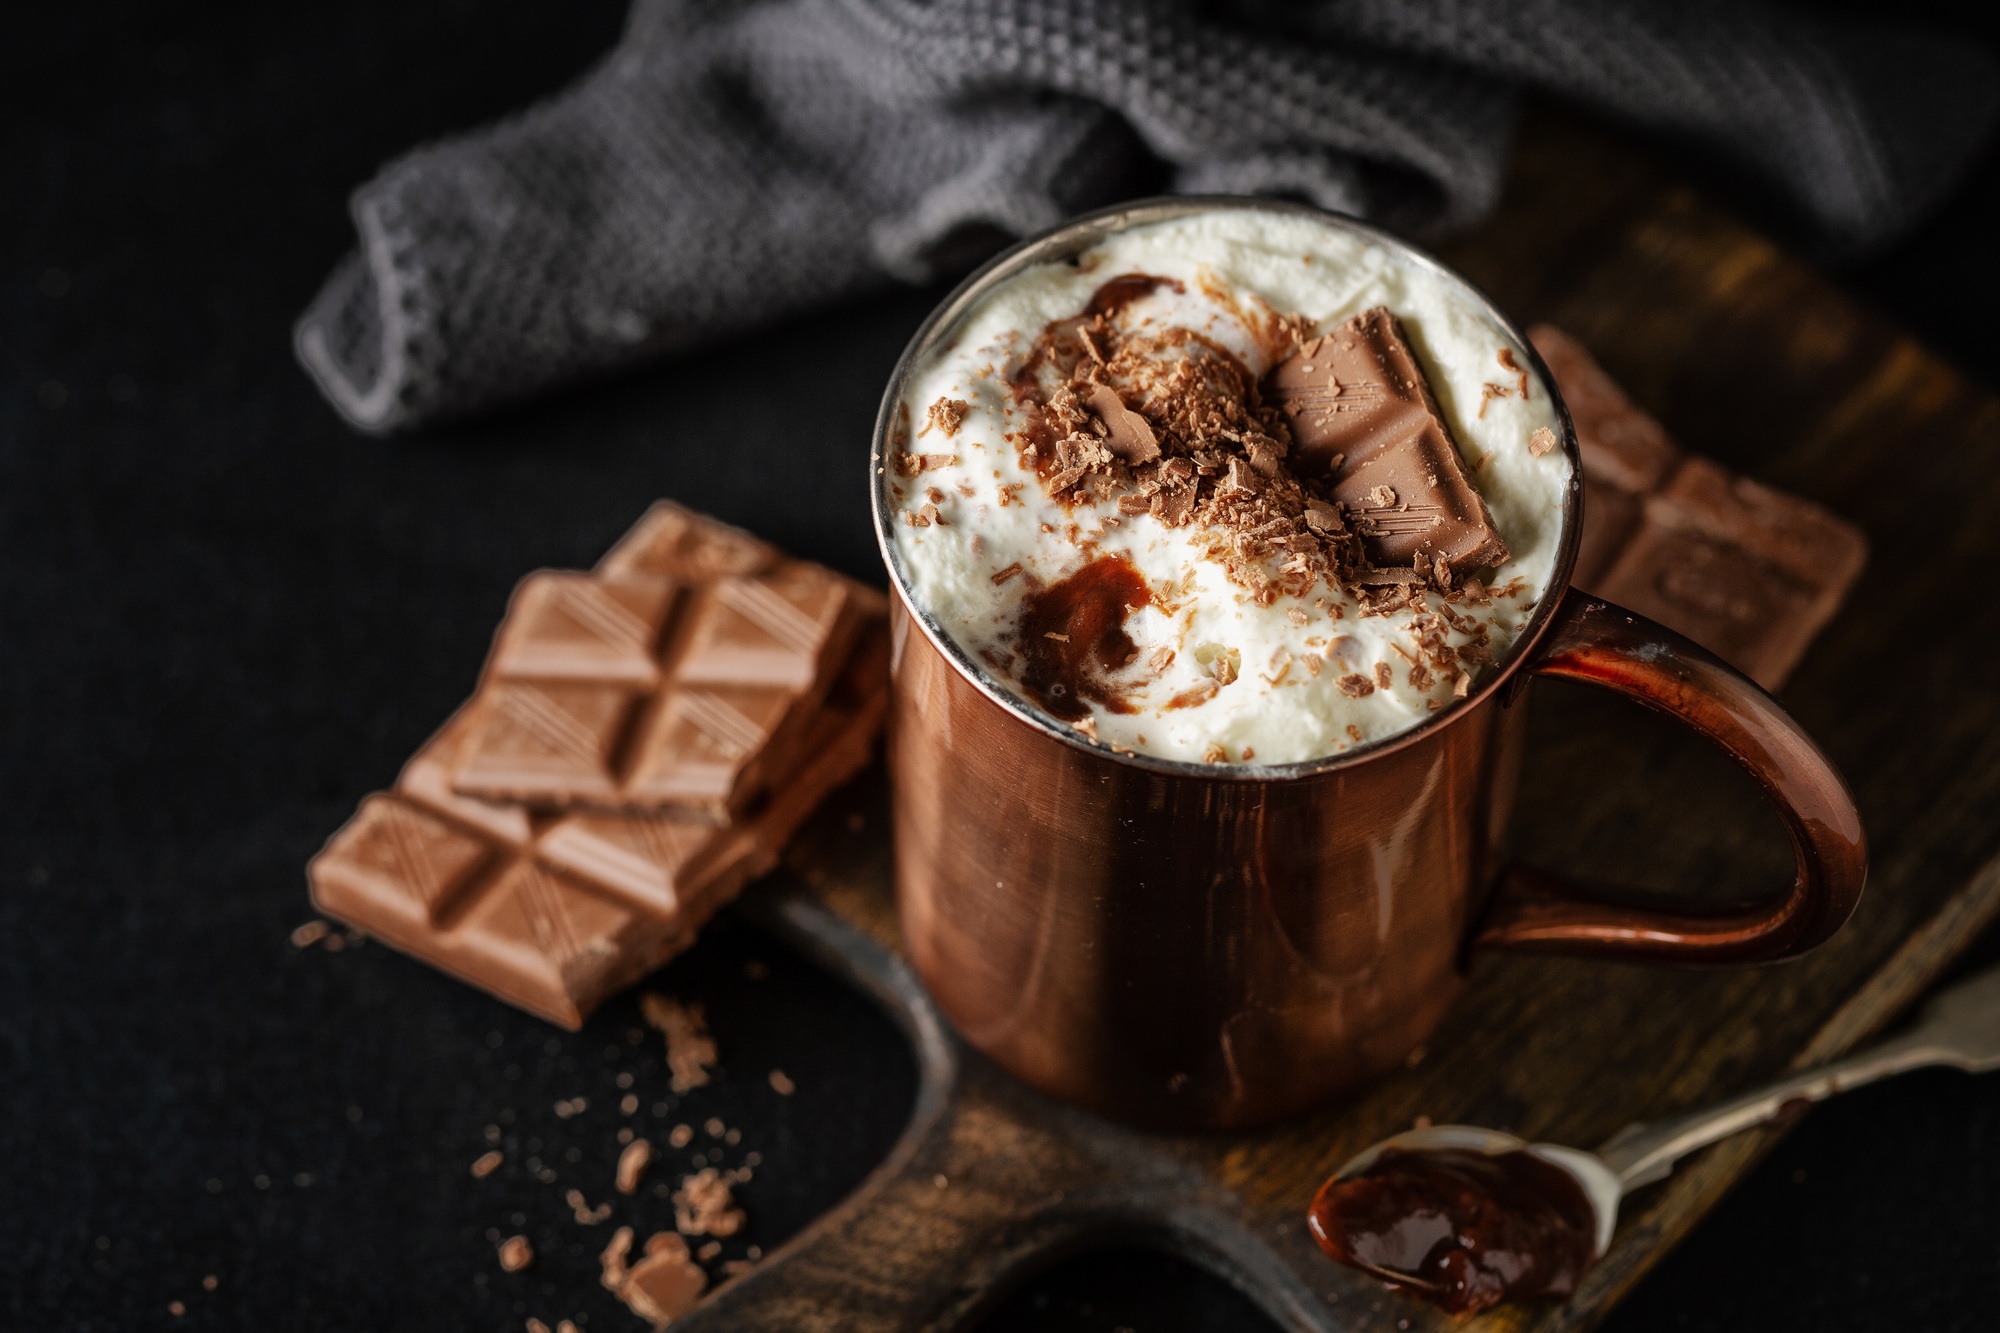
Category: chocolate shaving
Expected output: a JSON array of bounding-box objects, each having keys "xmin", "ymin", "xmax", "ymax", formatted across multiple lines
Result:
[
  {"xmin": 923, "ymin": 398, "xmax": 969, "ymax": 438},
  {"xmin": 673, "ymin": 1168, "xmax": 747, "ymax": 1237},
  {"xmin": 640, "ymin": 994, "xmax": 717, "ymax": 1092},
  {"xmin": 566, "ymin": 1188, "xmax": 613, "ymax": 1225},
  {"xmin": 1085, "ymin": 383, "xmax": 1162, "ymax": 464},
  {"xmin": 617, "ymin": 1139, "xmax": 655, "ymax": 1195}
]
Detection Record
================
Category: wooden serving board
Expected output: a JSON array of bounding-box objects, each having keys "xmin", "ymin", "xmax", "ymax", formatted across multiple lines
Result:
[{"xmin": 674, "ymin": 110, "xmax": 2000, "ymax": 1332}]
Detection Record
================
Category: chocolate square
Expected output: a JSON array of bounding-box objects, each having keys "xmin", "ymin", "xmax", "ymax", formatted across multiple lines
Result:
[{"xmin": 485, "ymin": 570, "xmax": 683, "ymax": 689}]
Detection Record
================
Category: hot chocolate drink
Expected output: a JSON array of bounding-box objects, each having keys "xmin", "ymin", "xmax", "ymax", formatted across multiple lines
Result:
[{"xmin": 887, "ymin": 207, "xmax": 1571, "ymax": 765}]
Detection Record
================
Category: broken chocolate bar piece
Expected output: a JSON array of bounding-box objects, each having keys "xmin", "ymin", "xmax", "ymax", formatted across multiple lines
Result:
[
  {"xmin": 307, "ymin": 625, "xmax": 889, "ymax": 1029},
  {"xmin": 1591, "ymin": 457, "xmax": 1868, "ymax": 690},
  {"xmin": 1530, "ymin": 325, "xmax": 1867, "ymax": 689},
  {"xmin": 1267, "ymin": 307, "xmax": 1509, "ymax": 578},
  {"xmin": 452, "ymin": 539, "xmax": 868, "ymax": 816}
]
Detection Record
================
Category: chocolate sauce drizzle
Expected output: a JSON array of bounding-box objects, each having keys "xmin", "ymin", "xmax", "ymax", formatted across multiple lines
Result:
[{"xmin": 1016, "ymin": 554, "xmax": 1153, "ymax": 721}]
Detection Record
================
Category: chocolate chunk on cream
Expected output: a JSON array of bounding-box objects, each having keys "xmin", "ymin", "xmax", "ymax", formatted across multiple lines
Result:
[{"xmin": 1268, "ymin": 307, "xmax": 1509, "ymax": 579}]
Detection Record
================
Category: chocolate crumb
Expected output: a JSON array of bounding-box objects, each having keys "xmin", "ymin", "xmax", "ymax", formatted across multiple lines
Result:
[
  {"xmin": 1528, "ymin": 426, "xmax": 1558, "ymax": 457},
  {"xmin": 1346, "ymin": 723, "xmax": 1363, "ymax": 742},
  {"xmin": 289, "ymin": 919, "xmax": 330, "ymax": 948},
  {"xmin": 498, "ymin": 1235, "xmax": 535, "ymax": 1272},
  {"xmin": 640, "ymin": 995, "xmax": 717, "ymax": 1093},
  {"xmin": 1453, "ymin": 672, "xmax": 1472, "ymax": 698},
  {"xmin": 471, "ymin": 1150, "xmax": 504, "ymax": 1179},
  {"xmin": 673, "ymin": 1168, "xmax": 747, "ymax": 1237},
  {"xmin": 617, "ymin": 1139, "xmax": 656, "ymax": 1195},
  {"xmin": 923, "ymin": 397, "xmax": 969, "ymax": 437},
  {"xmin": 1241, "ymin": 747, "xmax": 1255, "ymax": 760},
  {"xmin": 604, "ymin": 1227, "xmax": 707, "ymax": 1330},
  {"xmin": 769, "ymin": 1069, "xmax": 796, "ymax": 1096},
  {"xmin": 565, "ymin": 1188, "xmax": 612, "ymax": 1225},
  {"xmin": 1202, "ymin": 742, "xmax": 1229, "ymax": 764},
  {"xmin": 1497, "ymin": 347, "xmax": 1530, "ymax": 399},
  {"xmin": 918, "ymin": 502, "xmax": 944, "ymax": 526},
  {"xmin": 991, "ymin": 562, "xmax": 1023, "ymax": 585},
  {"xmin": 1337, "ymin": 673, "xmax": 1375, "ymax": 698},
  {"xmin": 1373, "ymin": 661, "xmax": 1392, "ymax": 690}
]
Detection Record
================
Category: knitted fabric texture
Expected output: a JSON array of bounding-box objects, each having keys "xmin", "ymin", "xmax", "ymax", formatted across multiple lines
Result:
[{"xmin": 296, "ymin": 0, "xmax": 1997, "ymax": 434}]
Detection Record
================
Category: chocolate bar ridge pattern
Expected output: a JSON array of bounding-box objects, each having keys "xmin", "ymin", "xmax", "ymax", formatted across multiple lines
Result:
[{"xmin": 448, "ymin": 504, "xmax": 869, "ymax": 817}]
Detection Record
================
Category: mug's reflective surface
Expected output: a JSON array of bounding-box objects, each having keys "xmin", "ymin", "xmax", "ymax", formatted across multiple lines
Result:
[{"xmin": 873, "ymin": 199, "xmax": 1863, "ymax": 1129}]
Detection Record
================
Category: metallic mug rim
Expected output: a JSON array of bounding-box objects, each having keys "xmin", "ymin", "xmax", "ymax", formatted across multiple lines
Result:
[{"xmin": 868, "ymin": 194, "xmax": 1583, "ymax": 782}]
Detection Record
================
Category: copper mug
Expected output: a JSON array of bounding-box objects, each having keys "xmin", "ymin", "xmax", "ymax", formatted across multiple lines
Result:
[{"xmin": 870, "ymin": 199, "xmax": 1866, "ymax": 1130}]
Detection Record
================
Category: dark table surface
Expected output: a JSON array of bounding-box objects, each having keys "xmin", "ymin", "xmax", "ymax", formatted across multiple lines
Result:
[{"xmin": 7, "ymin": 3, "xmax": 1999, "ymax": 1330}]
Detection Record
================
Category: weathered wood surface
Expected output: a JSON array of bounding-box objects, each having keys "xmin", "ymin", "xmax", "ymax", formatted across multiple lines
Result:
[{"xmin": 685, "ymin": 110, "xmax": 2000, "ymax": 1331}]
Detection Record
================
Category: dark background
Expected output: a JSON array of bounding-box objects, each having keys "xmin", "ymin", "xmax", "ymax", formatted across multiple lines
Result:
[{"xmin": 4, "ymin": 3, "xmax": 1997, "ymax": 1329}]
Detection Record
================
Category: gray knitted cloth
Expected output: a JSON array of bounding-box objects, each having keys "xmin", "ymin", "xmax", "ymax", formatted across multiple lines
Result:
[{"xmin": 296, "ymin": 0, "xmax": 1997, "ymax": 434}]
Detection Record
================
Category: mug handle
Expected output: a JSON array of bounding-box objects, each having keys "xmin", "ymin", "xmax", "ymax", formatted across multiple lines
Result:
[{"xmin": 1472, "ymin": 589, "xmax": 1866, "ymax": 964}]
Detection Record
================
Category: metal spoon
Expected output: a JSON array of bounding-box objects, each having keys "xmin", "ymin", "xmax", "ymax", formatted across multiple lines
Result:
[{"xmin": 1329, "ymin": 959, "xmax": 2000, "ymax": 1262}]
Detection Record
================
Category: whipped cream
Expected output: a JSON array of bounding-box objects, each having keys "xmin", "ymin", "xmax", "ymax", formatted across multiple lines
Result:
[{"xmin": 887, "ymin": 208, "xmax": 1570, "ymax": 765}]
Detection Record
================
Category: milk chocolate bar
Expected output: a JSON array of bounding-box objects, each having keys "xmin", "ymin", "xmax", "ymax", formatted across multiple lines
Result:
[
  {"xmin": 1531, "ymin": 325, "xmax": 1867, "ymax": 689},
  {"xmin": 1267, "ymin": 307, "xmax": 1509, "ymax": 578},
  {"xmin": 308, "ymin": 626, "xmax": 888, "ymax": 1029},
  {"xmin": 450, "ymin": 503, "xmax": 867, "ymax": 817}
]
